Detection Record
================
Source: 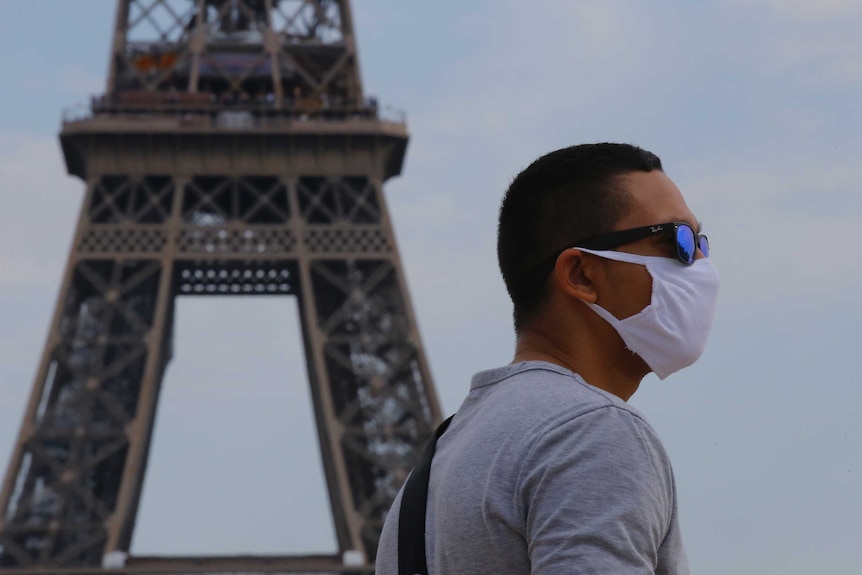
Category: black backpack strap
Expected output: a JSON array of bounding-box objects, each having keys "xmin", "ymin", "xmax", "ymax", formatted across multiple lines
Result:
[{"xmin": 398, "ymin": 415, "xmax": 455, "ymax": 575}]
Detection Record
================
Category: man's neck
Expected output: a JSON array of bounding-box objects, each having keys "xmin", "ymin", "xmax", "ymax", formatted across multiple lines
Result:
[{"xmin": 512, "ymin": 328, "xmax": 645, "ymax": 401}]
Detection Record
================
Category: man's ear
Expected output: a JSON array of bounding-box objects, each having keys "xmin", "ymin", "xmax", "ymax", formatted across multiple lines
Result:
[{"xmin": 553, "ymin": 249, "xmax": 599, "ymax": 304}]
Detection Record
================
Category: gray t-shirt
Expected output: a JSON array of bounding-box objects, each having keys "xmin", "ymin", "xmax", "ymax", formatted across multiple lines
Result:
[{"xmin": 376, "ymin": 361, "xmax": 688, "ymax": 575}]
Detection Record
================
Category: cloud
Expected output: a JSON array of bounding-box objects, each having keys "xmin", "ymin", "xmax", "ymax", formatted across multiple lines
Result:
[
  {"xmin": 134, "ymin": 296, "xmax": 338, "ymax": 554},
  {"xmin": 721, "ymin": 0, "xmax": 862, "ymax": 85},
  {"xmin": 772, "ymin": 34, "xmax": 862, "ymax": 84},
  {"xmin": 770, "ymin": 182, "xmax": 862, "ymax": 218},
  {"xmin": 0, "ymin": 255, "xmax": 57, "ymax": 287},
  {"xmin": 400, "ymin": 0, "xmax": 660, "ymax": 141},
  {"xmin": 59, "ymin": 68, "xmax": 105, "ymax": 97},
  {"xmin": 679, "ymin": 159, "xmax": 862, "ymax": 304},
  {"xmin": 0, "ymin": 133, "xmax": 81, "ymax": 288},
  {"xmin": 388, "ymin": 190, "xmax": 464, "ymax": 229},
  {"xmin": 733, "ymin": 0, "xmax": 862, "ymax": 20}
]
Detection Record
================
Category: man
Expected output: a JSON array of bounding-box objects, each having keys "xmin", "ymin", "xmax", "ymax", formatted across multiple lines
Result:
[{"xmin": 376, "ymin": 143, "xmax": 719, "ymax": 574}]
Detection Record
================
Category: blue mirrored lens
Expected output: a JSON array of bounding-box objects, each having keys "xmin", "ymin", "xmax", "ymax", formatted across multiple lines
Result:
[
  {"xmin": 699, "ymin": 234, "xmax": 710, "ymax": 258},
  {"xmin": 676, "ymin": 225, "xmax": 696, "ymax": 263}
]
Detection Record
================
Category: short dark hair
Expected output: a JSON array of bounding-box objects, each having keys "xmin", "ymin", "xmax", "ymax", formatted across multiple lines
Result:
[{"xmin": 497, "ymin": 143, "xmax": 663, "ymax": 332}]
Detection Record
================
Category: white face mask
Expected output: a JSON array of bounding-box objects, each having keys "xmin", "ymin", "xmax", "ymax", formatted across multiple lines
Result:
[{"xmin": 576, "ymin": 248, "xmax": 720, "ymax": 379}]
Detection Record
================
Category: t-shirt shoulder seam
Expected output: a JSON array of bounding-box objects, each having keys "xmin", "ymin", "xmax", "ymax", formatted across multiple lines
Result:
[
  {"xmin": 567, "ymin": 372, "xmax": 643, "ymax": 412},
  {"xmin": 475, "ymin": 365, "xmax": 647, "ymax": 423},
  {"xmin": 471, "ymin": 364, "xmax": 579, "ymax": 391}
]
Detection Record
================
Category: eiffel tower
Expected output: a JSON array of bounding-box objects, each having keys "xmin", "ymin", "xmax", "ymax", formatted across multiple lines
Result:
[{"xmin": 0, "ymin": 1, "xmax": 441, "ymax": 573}]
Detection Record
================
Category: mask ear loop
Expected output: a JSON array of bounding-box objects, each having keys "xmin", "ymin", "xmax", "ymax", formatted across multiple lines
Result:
[{"xmin": 574, "ymin": 247, "xmax": 666, "ymax": 266}]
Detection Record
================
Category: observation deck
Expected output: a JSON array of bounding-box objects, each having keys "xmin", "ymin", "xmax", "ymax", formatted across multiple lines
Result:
[{"xmin": 60, "ymin": 94, "xmax": 409, "ymax": 182}]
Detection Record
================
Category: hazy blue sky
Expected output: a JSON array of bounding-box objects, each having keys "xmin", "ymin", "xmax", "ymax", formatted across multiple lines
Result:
[{"xmin": 1, "ymin": 1, "xmax": 861, "ymax": 573}]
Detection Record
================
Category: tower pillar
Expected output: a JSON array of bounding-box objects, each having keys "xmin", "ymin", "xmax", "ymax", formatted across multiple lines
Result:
[{"xmin": 0, "ymin": 2, "xmax": 440, "ymax": 572}]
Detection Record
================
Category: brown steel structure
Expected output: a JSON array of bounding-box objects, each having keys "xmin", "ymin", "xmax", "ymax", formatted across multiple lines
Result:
[{"xmin": 0, "ymin": 1, "xmax": 442, "ymax": 573}]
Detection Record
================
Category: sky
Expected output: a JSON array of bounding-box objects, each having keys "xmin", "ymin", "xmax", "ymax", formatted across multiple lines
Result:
[{"xmin": 1, "ymin": 0, "xmax": 861, "ymax": 573}]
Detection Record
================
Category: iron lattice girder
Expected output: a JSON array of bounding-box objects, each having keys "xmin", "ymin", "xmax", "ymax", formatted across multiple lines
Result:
[
  {"xmin": 0, "ymin": 170, "xmax": 440, "ymax": 569},
  {"xmin": 1, "ymin": 0, "xmax": 439, "ymax": 570},
  {"xmin": 0, "ymin": 259, "xmax": 164, "ymax": 567},
  {"xmin": 70, "ymin": 173, "xmax": 395, "ymax": 260},
  {"xmin": 126, "ymin": 0, "xmax": 344, "ymax": 43},
  {"xmin": 111, "ymin": 0, "xmax": 362, "ymax": 107}
]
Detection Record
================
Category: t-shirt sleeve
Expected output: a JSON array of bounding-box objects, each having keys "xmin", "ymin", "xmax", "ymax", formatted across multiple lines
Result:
[
  {"xmin": 517, "ymin": 406, "xmax": 683, "ymax": 574},
  {"xmin": 374, "ymin": 485, "xmax": 402, "ymax": 575}
]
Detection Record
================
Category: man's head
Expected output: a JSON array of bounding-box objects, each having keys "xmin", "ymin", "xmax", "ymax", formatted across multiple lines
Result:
[
  {"xmin": 498, "ymin": 143, "xmax": 718, "ymax": 395},
  {"xmin": 497, "ymin": 143, "xmax": 663, "ymax": 332}
]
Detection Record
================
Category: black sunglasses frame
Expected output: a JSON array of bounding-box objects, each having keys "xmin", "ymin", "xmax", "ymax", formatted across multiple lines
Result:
[
  {"xmin": 577, "ymin": 221, "xmax": 708, "ymax": 264},
  {"xmin": 516, "ymin": 222, "xmax": 708, "ymax": 295}
]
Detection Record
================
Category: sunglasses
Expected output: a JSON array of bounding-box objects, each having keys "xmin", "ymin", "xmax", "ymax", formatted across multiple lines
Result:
[
  {"xmin": 519, "ymin": 222, "xmax": 709, "ymax": 293},
  {"xmin": 576, "ymin": 221, "xmax": 709, "ymax": 265}
]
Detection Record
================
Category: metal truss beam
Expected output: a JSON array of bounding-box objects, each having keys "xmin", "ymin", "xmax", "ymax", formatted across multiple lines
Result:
[
  {"xmin": 1, "ymin": 171, "xmax": 440, "ymax": 570},
  {"xmin": 0, "ymin": 2, "xmax": 439, "ymax": 572},
  {"xmin": 105, "ymin": 0, "xmax": 365, "ymax": 110}
]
